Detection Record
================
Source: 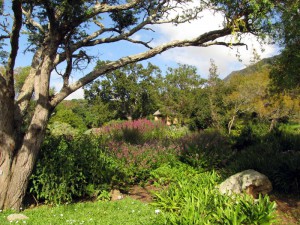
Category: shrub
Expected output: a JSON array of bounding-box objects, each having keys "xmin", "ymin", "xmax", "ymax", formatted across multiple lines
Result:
[
  {"xmin": 47, "ymin": 121, "xmax": 80, "ymax": 137},
  {"xmin": 108, "ymin": 141, "xmax": 180, "ymax": 183},
  {"xmin": 265, "ymin": 125, "xmax": 300, "ymax": 152},
  {"xmin": 179, "ymin": 129, "xmax": 233, "ymax": 169},
  {"xmin": 227, "ymin": 143, "xmax": 300, "ymax": 194},
  {"xmin": 29, "ymin": 134, "xmax": 127, "ymax": 204},
  {"xmin": 231, "ymin": 122, "xmax": 271, "ymax": 150},
  {"xmin": 93, "ymin": 119, "xmax": 167, "ymax": 144}
]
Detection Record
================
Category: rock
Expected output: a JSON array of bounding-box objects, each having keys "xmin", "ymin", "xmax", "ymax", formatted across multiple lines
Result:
[
  {"xmin": 219, "ymin": 169, "xmax": 272, "ymax": 198},
  {"xmin": 7, "ymin": 213, "xmax": 29, "ymax": 222},
  {"xmin": 110, "ymin": 189, "xmax": 123, "ymax": 201}
]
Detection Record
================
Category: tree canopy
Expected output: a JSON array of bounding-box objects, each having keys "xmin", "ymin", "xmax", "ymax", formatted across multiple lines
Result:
[{"xmin": 270, "ymin": 0, "xmax": 300, "ymax": 91}]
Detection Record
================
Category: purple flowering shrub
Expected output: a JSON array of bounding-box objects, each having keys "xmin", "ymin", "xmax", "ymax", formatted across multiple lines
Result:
[
  {"xmin": 178, "ymin": 129, "xmax": 232, "ymax": 169},
  {"xmin": 108, "ymin": 141, "xmax": 180, "ymax": 183},
  {"xmin": 93, "ymin": 119, "xmax": 167, "ymax": 144},
  {"xmin": 91, "ymin": 119, "xmax": 190, "ymax": 185}
]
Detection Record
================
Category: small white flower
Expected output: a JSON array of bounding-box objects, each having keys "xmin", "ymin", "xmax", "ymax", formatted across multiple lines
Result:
[
  {"xmin": 132, "ymin": 210, "xmax": 135, "ymax": 213},
  {"xmin": 155, "ymin": 209, "xmax": 161, "ymax": 214},
  {"xmin": 60, "ymin": 214, "xmax": 63, "ymax": 217}
]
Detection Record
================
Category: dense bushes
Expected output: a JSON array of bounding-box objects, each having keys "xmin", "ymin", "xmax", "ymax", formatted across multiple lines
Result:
[
  {"xmin": 179, "ymin": 129, "xmax": 232, "ymax": 169},
  {"xmin": 30, "ymin": 135, "xmax": 125, "ymax": 204},
  {"xmin": 227, "ymin": 144, "xmax": 300, "ymax": 194},
  {"xmin": 93, "ymin": 118, "xmax": 188, "ymax": 144},
  {"xmin": 29, "ymin": 119, "xmax": 185, "ymax": 204},
  {"xmin": 30, "ymin": 118, "xmax": 300, "ymax": 206},
  {"xmin": 227, "ymin": 123, "xmax": 300, "ymax": 194}
]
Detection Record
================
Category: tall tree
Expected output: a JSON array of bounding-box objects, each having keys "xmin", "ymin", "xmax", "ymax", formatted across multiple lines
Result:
[
  {"xmin": 0, "ymin": 0, "xmax": 276, "ymax": 209},
  {"xmin": 270, "ymin": 0, "xmax": 300, "ymax": 91},
  {"xmin": 84, "ymin": 62, "xmax": 161, "ymax": 120},
  {"xmin": 207, "ymin": 59, "xmax": 225, "ymax": 129},
  {"xmin": 160, "ymin": 64, "xmax": 204, "ymax": 123}
]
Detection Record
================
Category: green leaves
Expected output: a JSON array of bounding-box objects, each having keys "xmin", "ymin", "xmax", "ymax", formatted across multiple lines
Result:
[
  {"xmin": 85, "ymin": 62, "xmax": 161, "ymax": 120},
  {"xmin": 210, "ymin": 0, "xmax": 275, "ymax": 36},
  {"xmin": 151, "ymin": 164, "xmax": 277, "ymax": 225},
  {"xmin": 109, "ymin": 9, "xmax": 138, "ymax": 32},
  {"xmin": 30, "ymin": 135, "xmax": 126, "ymax": 204}
]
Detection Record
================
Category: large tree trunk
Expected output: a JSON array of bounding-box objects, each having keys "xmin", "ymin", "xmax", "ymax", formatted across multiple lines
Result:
[
  {"xmin": 0, "ymin": 37, "xmax": 57, "ymax": 209},
  {"xmin": 0, "ymin": 141, "xmax": 14, "ymax": 209},
  {"xmin": 0, "ymin": 72, "xmax": 17, "ymax": 210},
  {"xmin": 0, "ymin": 105, "xmax": 50, "ymax": 210}
]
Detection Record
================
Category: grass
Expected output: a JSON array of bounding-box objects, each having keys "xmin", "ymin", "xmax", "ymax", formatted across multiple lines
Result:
[{"xmin": 0, "ymin": 198, "xmax": 163, "ymax": 225}]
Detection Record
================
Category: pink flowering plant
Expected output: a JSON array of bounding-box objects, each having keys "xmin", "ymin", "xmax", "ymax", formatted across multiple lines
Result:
[
  {"xmin": 178, "ymin": 129, "xmax": 232, "ymax": 169},
  {"xmin": 94, "ymin": 119, "xmax": 168, "ymax": 144},
  {"xmin": 108, "ymin": 141, "xmax": 180, "ymax": 183}
]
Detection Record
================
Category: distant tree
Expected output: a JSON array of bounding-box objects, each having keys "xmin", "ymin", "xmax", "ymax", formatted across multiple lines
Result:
[
  {"xmin": 207, "ymin": 59, "xmax": 226, "ymax": 129},
  {"xmin": 188, "ymin": 88, "xmax": 212, "ymax": 130},
  {"xmin": 49, "ymin": 107, "xmax": 87, "ymax": 131},
  {"xmin": 14, "ymin": 67, "xmax": 31, "ymax": 97},
  {"xmin": 224, "ymin": 69, "xmax": 269, "ymax": 134},
  {"xmin": 224, "ymin": 62, "xmax": 300, "ymax": 132},
  {"xmin": 160, "ymin": 64, "xmax": 205, "ymax": 124},
  {"xmin": 84, "ymin": 62, "xmax": 161, "ymax": 120}
]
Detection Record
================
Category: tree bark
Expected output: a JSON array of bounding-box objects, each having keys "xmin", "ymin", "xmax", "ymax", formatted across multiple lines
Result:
[
  {"xmin": 0, "ymin": 67, "xmax": 16, "ymax": 211},
  {"xmin": 0, "ymin": 34, "xmax": 57, "ymax": 209},
  {"xmin": 0, "ymin": 141, "xmax": 14, "ymax": 209},
  {"xmin": 269, "ymin": 118, "xmax": 277, "ymax": 132},
  {"xmin": 228, "ymin": 115, "xmax": 236, "ymax": 134},
  {"xmin": 2, "ymin": 105, "xmax": 49, "ymax": 210}
]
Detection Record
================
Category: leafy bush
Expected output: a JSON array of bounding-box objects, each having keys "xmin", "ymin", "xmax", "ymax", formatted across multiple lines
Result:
[
  {"xmin": 30, "ymin": 120, "xmax": 184, "ymax": 204},
  {"xmin": 108, "ymin": 142, "xmax": 180, "ymax": 184},
  {"xmin": 230, "ymin": 122, "xmax": 270, "ymax": 151},
  {"xmin": 265, "ymin": 125, "xmax": 300, "ymax": 152},
  {"xmin": 151, "ymin": 163, "xmax": 277, "ymax": 225},
  {"xmin": 49, "ymin": 108, "xmax": 87, "ymax": 131},
  {"xmin": 30, "ymin": 135, "xmax": 127, "ymax": 204},
  {"xmin": 227, "ymin": 144, "xmax": 300, "ymax": 194},
  {"xmin": 92, "ymin": 119, "xmax": 189, "ymax": 145},
  {"xmin": 47, "ymin": 121, "xmax": 80, "ymax": 137},
  {"xmin": 179, "ymin": 129, "xmax": 233, "ymax": 169}
]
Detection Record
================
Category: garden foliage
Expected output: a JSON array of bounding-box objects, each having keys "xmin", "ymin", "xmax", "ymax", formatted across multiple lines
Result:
[
  {"xmin": 151, "ymin": 163, "xmax": 277, "ymax": 225},
  {"xmin": 30, "ymin": 119, "xmax": 185, "ymax": 204}
]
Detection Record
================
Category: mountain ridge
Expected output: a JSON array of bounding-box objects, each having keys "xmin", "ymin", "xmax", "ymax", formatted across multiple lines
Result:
[{"xmin": 224, "ymin": 55, "xmax": 279, "ymax": 81}]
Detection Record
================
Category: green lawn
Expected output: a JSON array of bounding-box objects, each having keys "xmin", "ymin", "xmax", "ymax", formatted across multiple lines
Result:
[{"xmin": 0, "ymin": 198, "xmax": 162, "ymax": 225}]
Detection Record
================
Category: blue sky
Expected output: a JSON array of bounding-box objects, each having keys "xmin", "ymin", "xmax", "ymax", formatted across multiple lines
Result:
[{"xmin": 2, "ymin": 1, "xmax": 280, "ymax": 99}]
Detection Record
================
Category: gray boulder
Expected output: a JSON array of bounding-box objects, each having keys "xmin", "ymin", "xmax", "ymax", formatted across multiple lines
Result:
[{"xmin": 219, "ymin": 169, "xmax": 272, "ymax": 198}]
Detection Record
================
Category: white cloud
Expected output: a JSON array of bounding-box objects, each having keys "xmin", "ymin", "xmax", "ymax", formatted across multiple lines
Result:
[
  {"xmin": 131, "ymin": 34, "xmax": 142, "ymax": 41},
  {"xmin": 65, "ymin": 88, "xmax": 84, "ymax": 100},
  {"xmin": 152, "ymin": 8, "xmax": 278, "ymax": 78},
  {"xmin": 50, "ymin": 72, "xmax": 84, "ymax": 100}
]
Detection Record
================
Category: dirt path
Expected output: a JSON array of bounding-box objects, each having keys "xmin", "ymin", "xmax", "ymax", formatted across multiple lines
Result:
[{"xmin": 271, "ymin": 194, "xmax": 300, "ymax": 224}]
